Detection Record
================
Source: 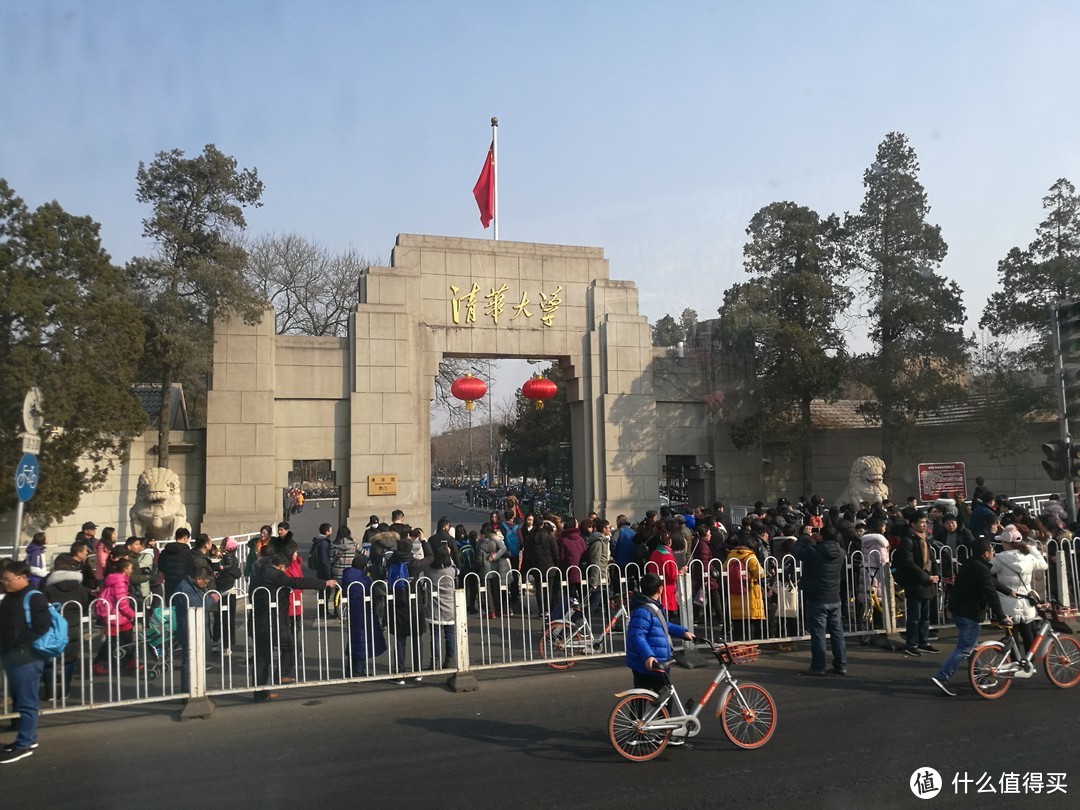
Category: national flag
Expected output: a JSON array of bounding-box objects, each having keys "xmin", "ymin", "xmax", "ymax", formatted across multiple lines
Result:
[{"xmin": 473, "ymin": 142, "xmax": 495, "ymax": 228}]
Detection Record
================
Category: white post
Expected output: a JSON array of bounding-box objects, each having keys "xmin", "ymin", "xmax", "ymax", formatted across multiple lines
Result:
[
  {"xmin": 180, "ymin": 606, "xmax": 215, "ymax": 719},
  {"xmin": 12, "ymin": 500, "xmax": 24, "ymax": 560},
  {"xmin": 491, "ymin": 116, "xmax": 499, "ymax": 241},
  {"xmin": 448, "ymin": 589, "xmax": 479, "ymax": 691}
]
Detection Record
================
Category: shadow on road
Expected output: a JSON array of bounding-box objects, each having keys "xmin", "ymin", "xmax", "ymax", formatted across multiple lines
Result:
[{"xmin": 398, "ymin": 715, "xmax": 617, "ymax": 762}]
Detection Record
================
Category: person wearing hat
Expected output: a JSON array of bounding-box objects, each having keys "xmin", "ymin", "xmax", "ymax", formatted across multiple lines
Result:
[
  {"xmin": 931, "ymin": 539, "xmax": 1011, "ymax": 696},
  {"xmin": 362, "ymin": 515, "xmax": 382, "ymax": 545},
  {"xmin": 990, "ymin": 526, "xmax": 1048, "ymax": 654}
]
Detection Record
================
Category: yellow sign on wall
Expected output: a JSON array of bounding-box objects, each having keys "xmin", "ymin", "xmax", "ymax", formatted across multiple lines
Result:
[{"xmin": 368, "ymin": 474, "xmax": 398, "ymax": 496}]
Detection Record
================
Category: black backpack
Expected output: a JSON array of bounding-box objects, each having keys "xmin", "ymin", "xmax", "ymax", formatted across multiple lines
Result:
[{"xmin": 307, "ymin": 540, "xmax": 322, "ymax": 572}]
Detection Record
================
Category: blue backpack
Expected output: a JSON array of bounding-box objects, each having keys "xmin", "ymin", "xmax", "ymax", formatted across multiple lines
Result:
[
  {"xmin": 501, "ymin": 523, "xmax": 520, "ymax": 557},
  {"xmin": 387, "ymin": 561, "xmax": 411, "ymax": 592},
  {"xmin": 23, "ymin": 589, "xmax": 69, "ymax": 659}
]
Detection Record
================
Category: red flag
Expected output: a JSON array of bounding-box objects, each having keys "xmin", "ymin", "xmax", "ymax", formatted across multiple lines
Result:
[{"xmin": 473, "ymin": 142, "xmax": 495, "ymax": 228}]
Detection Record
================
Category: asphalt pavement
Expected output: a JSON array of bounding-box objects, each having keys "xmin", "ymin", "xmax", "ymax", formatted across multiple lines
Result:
[{"xmin": 4, "ymin": 632, "xmax": 1078, "ymax": 808}]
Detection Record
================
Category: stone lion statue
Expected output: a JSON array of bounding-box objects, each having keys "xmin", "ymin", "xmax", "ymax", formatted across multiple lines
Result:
[
  {"xmin": 836, "ymin": 455, "xmax": 889, "ymax": 508},
  {"xmin": 130, "ymin": 467, "xmax": 191, "ymax": 543}
]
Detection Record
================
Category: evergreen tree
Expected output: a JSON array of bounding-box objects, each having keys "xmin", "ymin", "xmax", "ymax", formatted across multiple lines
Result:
[
  {"xmin": 0, "ymin": 180, "xmax": 146, "ymax": 522},
  {"xmin": 981, "ymin": 178, "xmax": 1080, "ymax": 368},
  {"xmin": 499, "ymin": 365, "xmax": 571, "ymax": 484},
  {"xmin": 718, "ymin": 202, "xmax": 851, "ymax": 492},
  {"xmin": 845, "ymin": 132, "xmax": 971, "ymax": 469},
  {"xmin": 651, "ymin": 314, "xmax": 683, "ymax": 346},
  {"xmin": 130, "ymin": 144, "xmax": 265, "ymax": 467},
  {"xmin": 679, "ymin": 308, "xmax": 698, "ymax": 338},
  {"xmin": 976, "ymin": 179, "xmax": 1080, "ymax": 455}
]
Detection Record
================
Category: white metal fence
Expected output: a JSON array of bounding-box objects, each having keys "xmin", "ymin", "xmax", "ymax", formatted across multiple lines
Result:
[{"xmin": 4, "ymin": 534, "xmax": 1076, "ymax": 720}]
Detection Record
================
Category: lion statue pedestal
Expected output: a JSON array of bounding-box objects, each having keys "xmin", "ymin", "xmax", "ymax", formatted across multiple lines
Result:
[
  {"xmin": 130, "ymin": 467, "xmax": 191, "ymax": 543},
  {"xmin": 836, "ymin": 455, "xmax": 889, "ymax": 508}
]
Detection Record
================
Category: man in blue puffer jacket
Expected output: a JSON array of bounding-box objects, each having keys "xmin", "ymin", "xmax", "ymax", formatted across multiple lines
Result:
[{"xmin": 625, "ymin": 573, "xmax": 695, "ymax": 693}]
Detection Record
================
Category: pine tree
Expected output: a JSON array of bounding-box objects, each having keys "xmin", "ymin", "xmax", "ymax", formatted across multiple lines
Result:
[
  {"xmin": 0, "ymin": 180, "xmax": 146, "ymax": 522},
  {"xmin": 718, "ymin": 201, "xmax": 851, "ymax": 492},
  {"xmin": 130, "ymin": 145, "xmax": 265, "ymax": 467},
  {"xmin": 846, "ymin": 133, "xmax": 970, "ymax": 469}
]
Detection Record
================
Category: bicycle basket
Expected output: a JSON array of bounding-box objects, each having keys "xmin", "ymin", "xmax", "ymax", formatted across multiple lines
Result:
[{"xmin": 717, "ymin": 643, "xmax": 760, "ymax": 665}]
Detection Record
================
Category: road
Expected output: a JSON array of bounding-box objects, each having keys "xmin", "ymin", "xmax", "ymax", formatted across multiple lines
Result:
[
  {"xmin": 4, "ymin": 635, "xmax": 1077, "ymax": 808},
  {"xmin": 430, "ymin": 491, "xmax": 489, "ymax": 533}
]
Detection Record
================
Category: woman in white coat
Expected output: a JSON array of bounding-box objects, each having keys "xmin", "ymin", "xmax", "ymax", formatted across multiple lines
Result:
[{"xmin": 991, "ymin": 525, "xmax": 1048, "ymax": 653}]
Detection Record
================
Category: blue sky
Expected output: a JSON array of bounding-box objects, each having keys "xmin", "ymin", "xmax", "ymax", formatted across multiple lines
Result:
[{"xmin": 3, "ymin": 1, "xmax": 1079, "ymax": 422}]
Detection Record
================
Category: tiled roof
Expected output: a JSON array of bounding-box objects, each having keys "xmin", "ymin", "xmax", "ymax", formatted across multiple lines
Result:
[
  {"xmin": 131, "ymin": 383, "xmax": 189, "ymax": 430},
  {"xmin": 809, "ymin": 395, "xmax": 1050, "ymax": 429}
]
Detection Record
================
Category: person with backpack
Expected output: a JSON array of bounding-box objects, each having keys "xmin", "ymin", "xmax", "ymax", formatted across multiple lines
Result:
[
  {"xmin": 499, "ymin": 510, "xmax": 523, "ymax": 612},
  {"xmin": 386, "ymin": 538, "xmax": 421, "ymax": 682},
  {"xmin": 366, "ymin": 524, "xmax": 399, "ymax": 629},
  {"xmin": 0, "ymin": 560, "xmax": 54, "ymax": 763},
  {"xmin": 309, "ymin": 523, "xmax": 335, "ymax": 624},
  {"xmin": 458, "ymin": 528, "xmax": 480, "ymax": 613},
  {"xmin": 42, "ymin": 554, "xmax": 92, "ymax": 699}
]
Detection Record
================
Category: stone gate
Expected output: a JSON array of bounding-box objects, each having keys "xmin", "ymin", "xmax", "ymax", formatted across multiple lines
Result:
[{"xmin": 200, "ymin": 234, "xmax": 660, "ymax": 535}]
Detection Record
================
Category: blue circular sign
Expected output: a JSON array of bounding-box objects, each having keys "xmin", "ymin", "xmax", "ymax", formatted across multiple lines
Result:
[{"xmin": 15, "ymin": 453, "xmax": 39, "ymax": 502}]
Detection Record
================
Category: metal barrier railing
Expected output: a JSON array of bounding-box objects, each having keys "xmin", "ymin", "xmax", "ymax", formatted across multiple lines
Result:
[{"xmin": 5, "ymin": 536, "xmax": 1075, "ymax": 719}]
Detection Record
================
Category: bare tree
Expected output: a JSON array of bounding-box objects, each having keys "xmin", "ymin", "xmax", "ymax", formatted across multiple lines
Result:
[{"xmin": 245, "ymin": 233, "xmax": 376, "ymax": 336}]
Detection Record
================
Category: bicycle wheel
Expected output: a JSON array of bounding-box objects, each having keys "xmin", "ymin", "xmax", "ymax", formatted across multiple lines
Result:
[
  {"xmin": 968, "ymin": 644, "xmax": 1013, "ymax": 699},
  {"xmin": 1045, "ymin": 636, "xmax": 1080, "ymax": 688},
  {"xmin": 718, "ymin": 683, "xmax": 776, "ymax": 749},
  {"xmin": 608, "ymin": 694, "xmax": 670, "ymax": 762},
  {"xmin": 540, "ymin": 621, "xmax": 583, "ymax": 670}
]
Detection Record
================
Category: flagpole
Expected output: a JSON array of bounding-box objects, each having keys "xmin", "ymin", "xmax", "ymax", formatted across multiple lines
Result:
[{"xmin": 491, "ymin": 116, "xmax": 499, "ymax": 241}]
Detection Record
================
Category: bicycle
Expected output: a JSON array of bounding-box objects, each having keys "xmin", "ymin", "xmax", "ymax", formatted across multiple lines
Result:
[
  {"xmin": 16, "ymin": 464, "xmax": 38, "ymax": 489},
  {"xmin": 607, "ymin": 639, "xmax": 777, "ymax": 761},
  {"xmin": 968, "ymin": 594, "xmax": 1080, "ymax": 699},
  {"xmin": 540, "ymin": 596, "xmax": 626, "ymax": 670}
]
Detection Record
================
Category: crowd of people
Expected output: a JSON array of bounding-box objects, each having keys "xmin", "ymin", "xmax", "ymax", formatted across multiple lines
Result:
[{"xmin": 2, "ymin": 477, "xmax": 1077, "ymax": 765}]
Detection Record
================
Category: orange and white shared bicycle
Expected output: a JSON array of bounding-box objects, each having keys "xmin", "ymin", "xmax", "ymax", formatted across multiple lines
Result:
[
  {"xmin": 608, "ymin": 639, "xmax": 777, "ymax": 761},
  {"xmin": 968, "ymin": 594, "xmax": 1080, "ymax": 699}
]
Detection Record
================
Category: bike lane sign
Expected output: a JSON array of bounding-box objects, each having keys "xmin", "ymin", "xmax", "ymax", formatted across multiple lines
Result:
[{"xmin": 15, "ymin": 453, "xmax": 39, "ymax": 502}]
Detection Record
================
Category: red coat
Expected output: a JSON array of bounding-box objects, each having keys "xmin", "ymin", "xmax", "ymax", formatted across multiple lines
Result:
[
  {"xmin": 648, "ymin": 547, "xmax": 679, "ymax": 612},
  {"xmin": 287, "ymin": 555, "xmax": 304, "ymax": 616}
]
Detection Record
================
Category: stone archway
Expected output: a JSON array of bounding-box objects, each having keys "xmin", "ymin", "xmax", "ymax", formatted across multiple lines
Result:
[{"xmin": 200, "ymin": 234, "xmax": 659, "ymax": 536}]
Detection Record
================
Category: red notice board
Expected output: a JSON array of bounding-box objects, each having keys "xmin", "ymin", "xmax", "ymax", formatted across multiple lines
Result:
[{"xmin": 917, "ymin": 462, "xmax": 967, "ymax": 503}]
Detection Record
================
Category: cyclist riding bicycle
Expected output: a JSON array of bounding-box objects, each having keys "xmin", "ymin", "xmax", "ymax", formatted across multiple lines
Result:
[
  {"xmin": 626, "ymin": 572, "xmax": 695, "ymax": 693},
  {"xmin": 931, "ymin": 538, "xmax": 1011, "ymax": 697}
]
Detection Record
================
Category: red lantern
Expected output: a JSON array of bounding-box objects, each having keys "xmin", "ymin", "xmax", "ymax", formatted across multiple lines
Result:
[
  {"xmin": 521, "ymin": 375, "xmax": 557, "ymax": 410},
  {"xmin": 451, "ymin": 374, "xmax": 487, "ymax": 411}
]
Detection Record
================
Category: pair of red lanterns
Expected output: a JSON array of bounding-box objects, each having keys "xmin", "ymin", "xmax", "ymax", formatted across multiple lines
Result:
[{"xmin": 450, "ymin": 373, "xmax": 557, "ymax": 410}]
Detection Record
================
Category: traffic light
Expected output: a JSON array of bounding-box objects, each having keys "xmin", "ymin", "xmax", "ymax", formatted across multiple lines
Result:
[
  {"xmin": 1042, "ymin": 440, "xmax": 1069, "ymax": 481},
  {"xmin": 1056, "ymin": 301, "xmax": 1080, "ymax": 430},
  {"xmin": 1059, "ymin": 301, "xmax": 1080, "ymax": 358},
  {"xmin": 1071, "ymin": 442, "xmax": 1080, "ymax": 479}
]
